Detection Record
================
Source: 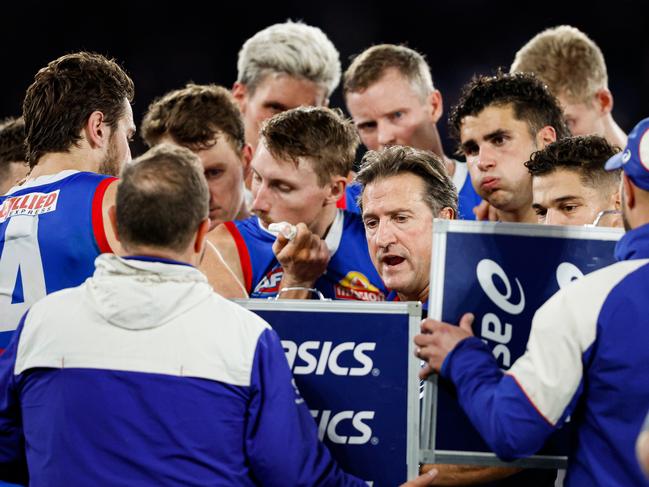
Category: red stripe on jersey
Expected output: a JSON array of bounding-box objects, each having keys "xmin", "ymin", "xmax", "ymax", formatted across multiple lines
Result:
[
  {"xmin": 224, "ymin": 221, "xmax": 253, "ymax": 293},
  {"xmin": 92, "ymin": 177, "xmax": 117, "ymax": 254},
  {"xmin": 336, "ymin": 190, "xmax": 346, "ymax": 209}
]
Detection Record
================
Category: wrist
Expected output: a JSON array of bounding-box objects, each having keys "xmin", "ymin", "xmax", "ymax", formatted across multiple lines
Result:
[{"xmin": 279, "ymin": 273, "xmax": 316, "ymax": 289}]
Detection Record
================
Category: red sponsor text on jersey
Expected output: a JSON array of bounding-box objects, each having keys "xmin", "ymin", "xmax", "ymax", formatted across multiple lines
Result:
[{"xmin": 0, "ymin": 190, "xmax": 60, "ymax": 223}]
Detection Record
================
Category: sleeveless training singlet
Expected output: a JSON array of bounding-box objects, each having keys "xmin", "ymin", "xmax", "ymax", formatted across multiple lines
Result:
[
  {"xmin": 224, "ymin": 210, "xmax": 386, "ymax": 301},
  {"xmin": 0, "ymin": 170, "xmax": 115, "ymax": 350}
]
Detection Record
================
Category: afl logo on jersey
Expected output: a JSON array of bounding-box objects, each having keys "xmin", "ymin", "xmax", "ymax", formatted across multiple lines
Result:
[
  {"xmin": 335, "ymin": 271, "xmax": 385, "ymax": 301},
  {"xmin": 252, "ymin": 266, "xmax": 284, "ymax": 296},
  {"xmin": 0, "ymin": 190, "xmax": 60, "ymax": 223}
]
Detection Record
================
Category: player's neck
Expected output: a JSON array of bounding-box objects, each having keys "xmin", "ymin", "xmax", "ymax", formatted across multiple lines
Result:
[
  {"xmin": 312, "ymin": 204, "xmax": 339, "ymax": 239},
  {"xmin": 426, "ymin": 125, "xmax": 444, "ymax": 159},
  {"xmin": 235, "ymin": 201, "xmax": 251, "ymax": 222},
  {"xmin": 442, "ymin": 155, "xmax": 456, "ymax": 177},
  {"xmin": 603, "ymin": 115, "xmax": 628, "ymax": 150},
  {"xmin": 28, "ymin": 150, "xmax": 99, "ymax": 180}
]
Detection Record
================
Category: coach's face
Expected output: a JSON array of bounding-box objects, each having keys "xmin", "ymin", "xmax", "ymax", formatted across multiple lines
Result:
[
  {"xmin": 346, "ymin": 68, "xmax": 442, "ymax": 152},
  {"xmin": 362, "ymin": 172, "xmax": 451, "ymax": 302},
  {"xmin": 460, "ymin": 104, "xmax": 555, "ymax": 214}
]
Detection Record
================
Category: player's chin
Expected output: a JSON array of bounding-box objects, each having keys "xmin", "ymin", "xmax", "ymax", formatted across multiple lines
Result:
[{"xmin": 487, "ymin": 191, "xmax": 513, "ymax": 209}]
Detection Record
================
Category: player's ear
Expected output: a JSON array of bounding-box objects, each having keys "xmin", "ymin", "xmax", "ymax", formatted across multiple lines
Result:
[
  {"xmin": 536, "ymin": 125, "xmax": 557, "ymax": 149},
  {"xmin": 324, "ymin": 176, "xmax": 347, "ymax": 205},
  {"xmin": 231, "ymin": 82, "xmax": 248, "ymax": 113},
  {"xmin": 85, "ymin": 111, "xmax": 109, "ymax": 149},
  {"xmin": 428, "ymin": 89, "xmax": 443, "ymax": 124},
  {"xmin": 612, "ymin": 186, "xmax": 621, "ymax": 211},
  {"xmin": 241, "ymin": 143, "xmax": 253, "ymax": 179},
  {"xmin": 594, "ymin": 89, "xmax": 614, "ymax": 115}
]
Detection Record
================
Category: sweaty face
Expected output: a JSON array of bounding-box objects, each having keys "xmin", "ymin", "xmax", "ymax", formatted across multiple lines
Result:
[
  {"xmin": 362, "ymin": 173, "xmax": 436, "ymax": 301},
  {"xmin": 346, "ymin": 69, "xmax": 439, "ymax": 151},
  {"xmin": 460, "ymin": 105, "xmax": 538, "ymax": 213},
  {"xmin": 250, "ymin": 143, "xmax": 331, "ymax": 231},
  {"xmin": 237, "ymin": 74, "xmax": 328, "ymax": 150},
  {"xmin": 557, "ymin": 93, "xmax": 605, "ymax": 137},
  {"xmin": 532, "ymin": 169, "xmax": 617, "ymax": 226},
  {"xmin": 99, "ymin": 100, "xmax": 135, "ymax": 177}
]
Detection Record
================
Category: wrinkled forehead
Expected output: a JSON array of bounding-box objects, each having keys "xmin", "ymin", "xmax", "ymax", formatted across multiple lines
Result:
[{"xmin": 362, "ymin": 173, "xmax": 429, "ymax": 212}]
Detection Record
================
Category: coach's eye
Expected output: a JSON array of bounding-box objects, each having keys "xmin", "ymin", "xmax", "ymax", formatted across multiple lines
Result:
[
  {"xmin": 394, "ymin": 214, "xmax": 409, "ymax": 224},
  {"xmin": 364, "ymin": 218, "xmax": 378, "ymax": 230}
]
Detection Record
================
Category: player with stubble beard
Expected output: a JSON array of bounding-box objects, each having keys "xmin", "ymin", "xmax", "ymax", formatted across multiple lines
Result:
[{"xmin": 0, "ymin": 53, "xmax": 244, "ymax": 348}]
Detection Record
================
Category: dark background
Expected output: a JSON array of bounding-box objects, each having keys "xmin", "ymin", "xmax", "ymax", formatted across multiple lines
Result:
[{"xmin": 1, "ymin": 0, "xmax": 647, "ymax": 156}]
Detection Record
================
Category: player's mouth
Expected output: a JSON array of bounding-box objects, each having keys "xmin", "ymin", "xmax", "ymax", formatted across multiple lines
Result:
[{"xmin": 480, "ymin": 177, "xmax": 500, "ymax": 190}]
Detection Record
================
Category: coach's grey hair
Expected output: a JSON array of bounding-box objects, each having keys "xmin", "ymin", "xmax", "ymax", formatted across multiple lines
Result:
[
  {"xmin": 236, "ymin": 20, "xmax": 341, "ymax": 97},
  {"xmin": 356, "ymin": 146, "xmax": 458, "ymax": 217}
]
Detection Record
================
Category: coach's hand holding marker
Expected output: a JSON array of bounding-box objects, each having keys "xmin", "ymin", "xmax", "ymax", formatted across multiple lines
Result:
[
  {"xmin": 272, "ymin": 222, "xmax": 331, "ymax": 298},
  {"xmin": 415, "ymin": 313, "xmax": 475, "ymax": 380}
]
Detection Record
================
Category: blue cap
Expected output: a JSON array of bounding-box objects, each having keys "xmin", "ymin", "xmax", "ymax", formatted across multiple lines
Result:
[{"xmin": 605, "ymin": 117, "xmax": 649, "ymax": 191}]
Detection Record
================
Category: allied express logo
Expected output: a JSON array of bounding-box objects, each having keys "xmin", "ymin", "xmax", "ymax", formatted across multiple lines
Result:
[
  {"xmin": 335, "ymin": 271, "xmax": 385, "ymax": 301},
  {"xmin": 0, "ymin": 190, "xmax": 60, "ymax": 223}
]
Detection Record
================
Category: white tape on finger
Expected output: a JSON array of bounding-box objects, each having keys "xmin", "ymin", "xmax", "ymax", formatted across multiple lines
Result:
[{"xmin": 268, "ymin": 222, "xmax": 297, "ymax": 241}]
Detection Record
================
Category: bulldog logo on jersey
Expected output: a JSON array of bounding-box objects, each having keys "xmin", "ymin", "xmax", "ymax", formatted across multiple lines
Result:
[
  {"xmin": 251, "ymin": 266, "xmax": 284, "ymax": 297},
  {"xmin": 335, "ymin": 271, "xmax": 385, "ymax": 301}
]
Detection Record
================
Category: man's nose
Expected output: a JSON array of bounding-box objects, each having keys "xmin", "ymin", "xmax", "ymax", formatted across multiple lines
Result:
[
  {"xmin": 544, "ymin": 209, "xmax": 565, "ymax": 226},
  {"xmin": 377, "ymin": 122, "xmax": 397, "ymax": 149},
  {"xmin": 250, "ymin": 184, "xmax": 270, "ymax": 213},
  {"xmin": 476, "ymin": 146, "xmax": 497, "ymax": 171},
  {"xmin": 375, "ymin": 219, "xmax": 397, "ymax": 247}
]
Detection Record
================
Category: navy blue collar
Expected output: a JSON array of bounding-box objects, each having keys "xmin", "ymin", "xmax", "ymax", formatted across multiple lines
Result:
[
  {"xmin": 614, "ymin": 223, "xmax": 649, "ymax": 261},
  {"xmin": 123, "ymin": 255, "xmax": 194, "ymax": 268}
]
